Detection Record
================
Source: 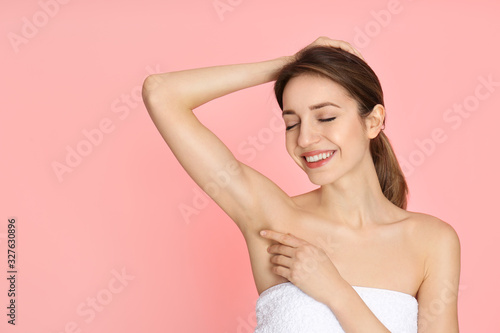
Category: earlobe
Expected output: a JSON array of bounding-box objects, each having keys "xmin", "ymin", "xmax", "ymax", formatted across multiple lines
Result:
[{"xmin": 366, "ymin": 104, "xmax": 386, "ymax": 139}]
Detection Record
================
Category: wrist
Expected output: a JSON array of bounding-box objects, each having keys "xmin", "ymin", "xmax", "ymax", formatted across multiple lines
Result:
[
  {"xmin": 280, "ymin": 55, "xmax": 294, "ymax": 65},
  {"xmin": 325, "ymin": 278, "xmax": 353, "ymax": 311},
  {"xmin": 267, "ymin": 55, "xmax": 294, "ymax": 81}
]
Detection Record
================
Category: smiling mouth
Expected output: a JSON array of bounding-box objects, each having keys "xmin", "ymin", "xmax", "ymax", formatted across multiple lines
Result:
[
  {"xmin": 302, "ymin": 150, "xmax": 336, "ymax": 168},
  {"xmin": 303, "ymin": 151, "xmax": 335, "ymax": 163}
]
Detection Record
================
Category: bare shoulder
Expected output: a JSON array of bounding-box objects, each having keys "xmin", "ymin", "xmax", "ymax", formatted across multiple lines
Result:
[
  {"xmin": 405, "ymin": 211, "xmax": 461, "ymax": 263},
  {"xmin": 406, "ymin": 211, "xmax": 460, "ymax": 241}
]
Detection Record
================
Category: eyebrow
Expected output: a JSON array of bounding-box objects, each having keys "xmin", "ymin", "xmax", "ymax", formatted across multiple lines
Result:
[{"xmin": 282, "ymin": 102, "xmax": 341, "ymax": 116}]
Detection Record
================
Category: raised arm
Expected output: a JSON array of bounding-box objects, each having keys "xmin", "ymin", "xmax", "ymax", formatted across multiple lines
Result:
[{"xmin": 141, "ymin": 54, "xmax": 297, "ymax": 233}]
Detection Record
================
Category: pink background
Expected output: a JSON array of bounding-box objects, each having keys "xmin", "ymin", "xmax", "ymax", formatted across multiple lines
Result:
[{"xmin": 2, "ymin": 0, "xmax": 499, "ymax": 332}]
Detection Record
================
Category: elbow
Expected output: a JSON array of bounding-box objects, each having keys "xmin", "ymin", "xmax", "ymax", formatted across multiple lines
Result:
[
  {"xmin": 142, "ymin": 73, "xmax": 181, "ymax": 112},
  {"xmin": 142, "ymin": 74, "xmax": 167, "ymax": 105},
  {"xmin": 142, "ymin": 73, "xmax": 188, "ymax": 113}
]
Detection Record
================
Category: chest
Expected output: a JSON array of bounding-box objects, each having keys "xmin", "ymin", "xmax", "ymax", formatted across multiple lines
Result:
[{"xmin": 285, "ymin": 217, "xmax": 424, "ymax": 296}]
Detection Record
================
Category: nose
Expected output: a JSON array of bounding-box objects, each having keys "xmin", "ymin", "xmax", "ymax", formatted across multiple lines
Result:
[{"xmin": 297, "ymin": 122, "xmax": 320, "ymax": 148}]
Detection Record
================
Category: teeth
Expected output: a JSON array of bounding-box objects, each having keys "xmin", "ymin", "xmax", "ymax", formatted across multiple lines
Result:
[{"xmin": 305, "ymin": 151, "xmax": 334, "ymax": 163}]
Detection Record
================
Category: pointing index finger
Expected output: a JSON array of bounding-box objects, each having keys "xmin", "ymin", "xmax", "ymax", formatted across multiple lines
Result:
[{"xmin": 260, "ymin": 230, "xmax": 303, "ymax": 247}]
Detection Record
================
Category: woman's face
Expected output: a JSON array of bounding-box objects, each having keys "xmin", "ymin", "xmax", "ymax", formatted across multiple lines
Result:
[{"xmin": 281, "ymin": 74, "xmax": 372, "ymax": 186}]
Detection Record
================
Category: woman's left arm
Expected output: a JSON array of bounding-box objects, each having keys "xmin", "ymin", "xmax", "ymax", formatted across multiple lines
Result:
[
  {"xmin": 415, "ymin": 220, "xmax": 461, "ymax": 332},
  {"xmin": 260, "ymin": 230, "xmax": 392, "ymax": 332}
]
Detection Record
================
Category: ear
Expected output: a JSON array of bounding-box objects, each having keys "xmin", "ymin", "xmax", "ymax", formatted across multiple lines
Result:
[{"xmin": 364, "ymin": 104, "xmax": 385, "ymax": 139}]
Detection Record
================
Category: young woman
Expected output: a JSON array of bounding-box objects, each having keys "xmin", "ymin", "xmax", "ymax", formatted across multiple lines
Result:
[{"xmin": 142, "ymin": 37, "xmax": 460, "ymax": 332}]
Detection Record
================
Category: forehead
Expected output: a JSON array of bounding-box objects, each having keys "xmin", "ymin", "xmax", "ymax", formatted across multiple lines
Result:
[{"xmin": 282, "ymin": 73, "xmax": 353, "ymax": 110}]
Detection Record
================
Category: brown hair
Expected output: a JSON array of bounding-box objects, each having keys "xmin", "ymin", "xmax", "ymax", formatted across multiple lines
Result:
[{"xmin": 274, "ymin": 46, "xmax": 409, "ymax": 209}]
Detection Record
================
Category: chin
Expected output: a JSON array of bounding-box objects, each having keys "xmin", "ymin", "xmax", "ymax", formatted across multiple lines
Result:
[{"xmin": 306, "ymin": 173, "xmax": 337, "ymax": 186}]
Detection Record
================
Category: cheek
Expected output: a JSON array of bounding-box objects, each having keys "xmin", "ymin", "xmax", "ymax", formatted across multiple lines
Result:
[
  {"xmin": 334, "ymin": 120, "xmax": 366, "ymax": 151},
  {"xmin": 342, "ymin": 123, "xmax": 369, "ymax": 154},
  {"xmin": 341, "ymin": 127, "xmax": 358, "ymax": 142}
]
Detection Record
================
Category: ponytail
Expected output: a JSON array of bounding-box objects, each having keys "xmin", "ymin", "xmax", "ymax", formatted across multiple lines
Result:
[{"xmin": 370, "ymin": 131, "xmax": 409, "ymax": 209}]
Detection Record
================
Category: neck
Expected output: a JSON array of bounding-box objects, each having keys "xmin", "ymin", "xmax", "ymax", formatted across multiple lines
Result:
[{"xmin": 317, "ymin": 153, "xmax": 402, "ymax": 229}]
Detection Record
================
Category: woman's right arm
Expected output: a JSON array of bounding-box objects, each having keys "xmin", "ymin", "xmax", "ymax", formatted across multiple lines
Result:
[{"xmin": 142, "ymin": 55, "xmax": 297, "ymax": 234}]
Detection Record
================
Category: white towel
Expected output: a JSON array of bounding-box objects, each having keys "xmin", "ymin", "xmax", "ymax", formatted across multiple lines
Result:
[{"xmin": 254, "ymin": 282, "xmax": 418, "ymax": 333}]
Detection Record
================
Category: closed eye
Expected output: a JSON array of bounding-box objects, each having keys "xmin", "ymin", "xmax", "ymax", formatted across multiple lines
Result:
[
  {"xmin": 319, "ymin": 117, "xmax": 336, "ymax": 123},
  {"xmin": 285, "ymin": 117, "xmax": 336, "ymax": 131}
]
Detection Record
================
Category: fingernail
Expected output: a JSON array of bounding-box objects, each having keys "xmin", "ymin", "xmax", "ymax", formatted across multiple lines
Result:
[{"xmin": 260, "ymin": 230, "xmax": 267, "ymax": 236}]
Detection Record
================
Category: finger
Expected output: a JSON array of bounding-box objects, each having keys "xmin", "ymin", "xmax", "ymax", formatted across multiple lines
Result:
[
  {"xmin": 351, "ymin": 47, "xmax": 365, "ymax": 61},
  {"xmin": 271, "ymin": 264, "xmax": 290, "ymax": 281},
  {"xmin": 271, "ymin": 254, "xmax": 293, "ymax": 268},
  {"xmin": 260, "ymin": 230, "xmax": 305, "ymax": 247},
  {"xmin": 315, "ymin": 38, "xmax": 365, "ymax": 61},
  {"xmin": 335, "ymin": 41, "xmax": 365, "ymax": 60},
  {"xmin": 268, "ymin": 243, "xmax": 295, "ymax": 257}
]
